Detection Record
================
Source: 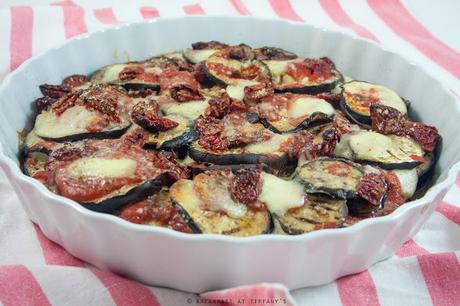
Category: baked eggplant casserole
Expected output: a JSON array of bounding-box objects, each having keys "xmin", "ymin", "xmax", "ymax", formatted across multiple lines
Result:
[{"xmin": 21, "ymin": 42, "xmax": 441, "ymax": 236}]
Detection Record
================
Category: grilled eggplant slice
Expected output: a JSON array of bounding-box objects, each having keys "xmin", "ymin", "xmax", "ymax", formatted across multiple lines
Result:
[
  {"xmin": 144, "ymin": 114, "xmax": 199, "ymax": 150},
  {"xmin": 49, "ymin": 138, "xmax": 179, "ymax": 213},
  {"xmin": 160, "ymin": 99, "xmax": 210, "ymax": 120},
  {"xmin": 255, "ymin": 94, "xmax": 335, "ymax": 133},
  {"xmin": 341, "ymin": 81, "xmax": 407, "ymax": 124},
  {"xmin": 116, "ymin": 188, "xmax": 193, "ymax": 233},
  {"xmin": 170, "ymin": 173, "xmax": 273, "ymax": 236},
  {"xmin": 334, "ymin": 131, "xmax": 424, "ymax": 169},
  {"xmin": 183, "ymin": 41, "xmax": 229, "ymax": 64},
  {"xmin": 34, "ymin": 85, "xmax": 132, "ymax": 142},
  {"xmin": 254, "ymin": 47, "xmax": 298, "ymax": 61},
  {"xmin": 296, "ymin": 158, "xmax": 364, "ymax": 199},
  {"xmin": 271, "ymin": 57, "xmax": 343, "ymax": 94},
  {"xmin": 90, "ymin": 62, "xmax": 163, "ymax": 92},
  {"xmin": 202, "ymin": 53, "xmax": 271, "ymax": 87},
  {"xmin": 189, "ymin": 133, "xmax": 296, "ymax": 174},
  {"xmin": 277, "ymin": 195, "xmax": 347, "ymax": 235}
]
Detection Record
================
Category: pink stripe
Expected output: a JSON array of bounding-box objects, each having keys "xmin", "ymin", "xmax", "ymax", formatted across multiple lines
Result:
[
  {"xmin": 337, "ymin": 270, "xmax": 380, "ymax": 306},
  {"xmin": 34, "ymin": 224, "xmax": 85, "ymax": 267},
  {"xmin": 418, "ymin": 253, "xmax": 460, "ymax": 306},
  {"xmin": 183, "ymin": 4, "xmax": 205, "ymax": 15},
  {"xmin": 0, "ymin": 265, "xmax": 51, "ymax": 306},
  {"xmin": 140, "ymin": 6, "xmax": 160, "ymax": 19},
  {"xmin": 269, "ymin": 0, "xmax": 303, "ymax": 22},
  {"xmin": 94, "ymin": 7, "xmax": 121, "ymax": 24},
  {"xmin": 319, "ymin": 0, "xmax": 379, "ymax": 42},
  {"xmin": 9, "ymin": 6, "xmax": 33, "ymax": 70},
  {"xmin": 91, "ymin": 270, "xmax": 161, "ymax": 306},
  {"xmin": 51, "ymin": 0, "xmax": 87, "ymax": 39},
  {"xmin": 395, "ymin": 239, "xmax": 430, "ymax": 258},
  {"xmin": 436, "ymin": 201, "xmax": 460, "ymax": 225},
  {"xmin": 368, "ymin": 0, "xmax": 460, "ymax": 79},
  {"xmin": 229, "ymin": 0, "xmax": 251, "ymax": 16}
]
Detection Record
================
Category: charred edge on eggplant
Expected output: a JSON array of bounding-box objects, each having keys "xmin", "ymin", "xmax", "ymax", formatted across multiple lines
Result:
[{"xmin": 81, "ymin": 173, "xmax": 172, "ymax": 213}]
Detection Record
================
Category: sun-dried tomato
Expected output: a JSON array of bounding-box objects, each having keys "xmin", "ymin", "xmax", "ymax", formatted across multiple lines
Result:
[
  {"xmin": 254, "ymin": 47, "xmax": 297, "ymax": 61},
  {"xmin": 119, "ymin": 199, "xmax": 154, "ymax": 224},
  {"xmin": 207, "ymin": 62, "xmax": 260, "ymax": 80},
  {"xmin": 244, "ymin": 82, "xmax": 274, "ymax": 102},
  {"xmin": 317, "ymin": 128, "xmax": 339, "ymax": 157},
  {"xmin": 131, "ymin": 101, "xmax": 178, "ymax": 132},
  {"xmin": 35, "ymin": 96, "xmax": 56, "ymax": 111},
  {"xmin": 198, "ymin": 134, "xmax": 228, "ymax": 151},
  {"xmin": 160, "ymin": 68, "xmax": 203, "ymax": 102},
  {"xmin": 287, "ymin": 57, "xmax": 335, "ymax": 82},
  {"xmin": 195, "ymin": 116, "xmax": 224, "ymax": 136},
  {"xmin": 370, "ymin": 104, "xmax": 440, "ymax": 152},
  {"xmin": 357, "ymin": 172, "xmax": 388, "ymax": 206},
  {"xmin": 39, "ymin": 84, "xmax": 71, "ymax": 99},
  {"xmin": 119, "ymin": 66, "xmax": 145, "ymax": 81},
  {"xmin": 152, "ymin": 151, "xmax": 190, "ymax": 181},
  {"xmin": 204, "ymin": 94, "xmax": 247, "ymax": 118},
  {"xmin": 383, "ymin": 171, "xmax": 406, "ymax": 207},
  {"xmin": 315, "ymin": 92, "xmax": 342, "ymax": 108},
  {"xmin": 230, "ymin": 169, "xmax": 264, "ymax": 210},
  {"xmin": 221, "ymin": 44, "xmax": 253, "ymax": 61},
  {"xmin": 123, "ymin": 128, "xmax": 148, "ymax": 146},
  {"xmin": 192, "ymin": 41, "xmax": 229, "ymax": 50},
  {"xmin": 62, "ymin": 74, "xmax": 88, "ymax": 88},
  {"xmin": 282, "ymin": 130, "xmax": 316, "ymax": 159}
]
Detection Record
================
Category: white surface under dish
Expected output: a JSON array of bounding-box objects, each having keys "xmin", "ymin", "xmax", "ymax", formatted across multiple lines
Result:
[{"xmin": 0, "ymin": 17, "xmax": 459, "ymax": 293}]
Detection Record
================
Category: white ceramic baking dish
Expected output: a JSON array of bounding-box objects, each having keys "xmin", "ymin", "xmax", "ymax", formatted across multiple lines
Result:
[{"xmin": 1, "ymin": 17, "xmax": 459, "ymax": 293}]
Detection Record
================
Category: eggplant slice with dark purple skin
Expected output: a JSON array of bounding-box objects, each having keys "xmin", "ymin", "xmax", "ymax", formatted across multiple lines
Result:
[
  {"xmin": 296, "ymin": 157, "xmax": 365, "ymax": 199},
  {"xmin": 268, "ymin": 57, "xmax": 343, "ymax": 94},
  {"xmin": 189, "ymin": 132, "xmax": 296, "ymax": 175},
  {"xmin": 90, "ymin": 56, "xmax": 181, "ymax": 92},
  {"xmin": 340, "ymin": 81, "xmax": 408, "ymax": 125},
  {"xmin": 202, "ymin": 50, "xmax": 271, "ymax": 87},
  {"xmin": 183, "ymin": 41, "xmax": 229, "ymax": 64},
  {"xmin": 255, "ymin": 94, "xmax": 336, "ymax": 133},
  {"xmin": 276, "ymin": 195, "xmax": 348, "ymax": 235},
  {"xmin": 254, "ymin": 47, "xmax": 298, "ymax": 61},
  {"xmin": 334, "ymin": 130, "xmax": 424, "ymax": 170},
  {"xmin": 170, "ymin": 173, "xmax": 273, "ymax": 236},
  {"xmin": 33, "ymin": 84, "xmax": 132, "ymax": 142},
  {"xmin": 50, "ymin": 139, "xmax": 179, "ymax": 213}
]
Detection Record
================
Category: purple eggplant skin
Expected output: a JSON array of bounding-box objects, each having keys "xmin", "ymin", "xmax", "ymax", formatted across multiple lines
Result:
[
  {"xmin": 254, "ymin": 47, "xmax": 298, "ymax": 61},
  {"xmin": 189, "ymin": 163, "xmax": 284, "ymax": 177},
  {"xmin": 121, "ymin": 83, "xmax": 160, "ymax": 92},
  {"xmin": 172, "ymin": 200, "xmax": 274, "ymax": 235},
  {"xmin": 260, "ymin": 112, "xmax": 333, "ymax": 134},
  {"xmin": 81, "ymin": 173, "xmax": 172, "ymax": 214},
  {"xmin": 355, "ymin": 159, "xmax": 422, "ymax": 171},
  {"xmin": 40, "ymin": 124, "xmax": 131, "ymax": 143},
  {"xmin": 158, "ymin": 127, "xmax": 200, "ymax": 151},
  {"xmin": 188, "ymin": 144, "xmax": 296, "ymax": 175}
]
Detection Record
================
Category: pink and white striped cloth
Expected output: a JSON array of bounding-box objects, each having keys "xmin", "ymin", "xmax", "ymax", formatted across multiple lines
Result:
[{"xmin": 1, "ymin": 1, "xmax": 460, "ymax": 305}]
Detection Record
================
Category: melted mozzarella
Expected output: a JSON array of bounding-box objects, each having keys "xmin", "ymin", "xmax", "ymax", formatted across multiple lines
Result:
[
  {"xmin": 66, "ymin": 157, "xmax": 137, "ymax": 178},
  {"xmin": 226, "ymin": 80, "xmax": 260, "ymax": 100},
  {"xmin": 161, "ymin": 100, "xmax": 208, "ymax": 120},
  {"xmin": 259, "ymin": 173, "xmax": 305, "ymax": 216},
  {"xmin": 334, "ymin": 131, "xmax": 423, "ymax": 165},
  {"xmin": 288, "ymin": 97, "xmax": 335, "ymax": 118},
  {"xmin": 392, "ymin": 169, "xmax": 418, "ymax": 199},
  {"xmin": 99, "ymin": 64, "xmax": 125, "ymax": 83},
  {"xmin": 35, "ymin": 106, "xmax": 100, "ymax": 138},
  {"xmin": 343, "ymin": 82, "xmax": 407, "ymax": 115},
  {"xmin": 245, "ymin": 134, "xmax": 291, "ymax": 154},
  {"xmin": 264, "ymin": 60, "xmax": 297, "ymax": 76}
]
